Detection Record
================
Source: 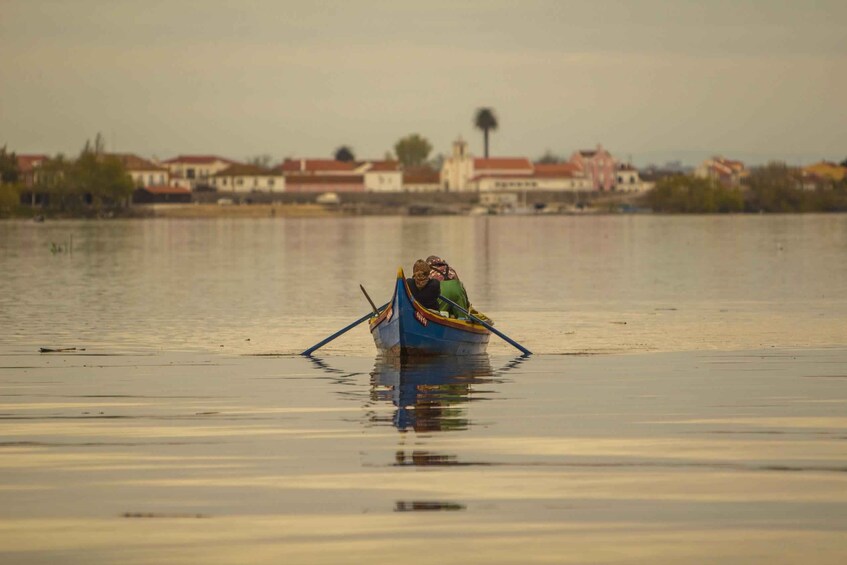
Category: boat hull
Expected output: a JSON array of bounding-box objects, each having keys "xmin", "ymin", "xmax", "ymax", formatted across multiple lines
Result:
[{"xmin": 369, "ymin": 272, "xmax": 490, "ymax": 356}]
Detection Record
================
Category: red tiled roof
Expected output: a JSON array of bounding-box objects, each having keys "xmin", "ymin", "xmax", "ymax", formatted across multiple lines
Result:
[
  {"xmin": 366, "ymin": 160, "xmax": 401, "ymax": 172},
  {"xmin": 403, "ymin": 169, "xmax": 440, "ymax": 183},
  {"xmin": 285, "ymin": 174, "xmax": 364, "ymax": 185},
  {"xmin": 138, "ymin": 185, "xmax": 191, "ymax": 195},
  {"xmin": 215, "ymin": 164, "xmax": 276, "ymax": 177},
  {"xmin": 276, "ymin": 159, "xmax": 358, "ymax": 173},
  {"xmin": 16, "ymin": 154, "xmax": 49, "ymax": 173},
  {"xmin": 109, "ymin": 153, "xmax": 168, "ymax": 172},
  {"xmin": 161, "ymin": 155, "xmax": 239, "ymax": 165},
  {"xmin": 474, "ymin": 158, "xmax": 533, "ymax": 170},
  {"xmin": 533, "ymin": 163, "xmax": 579, "ymax": 176},
  {"xmin": 713, "ymin": 157, "xmax": 744, "ymax": 171},
  {"xmin": 706, "ymin": 157, "xmax": 745, "ymax": 177}
]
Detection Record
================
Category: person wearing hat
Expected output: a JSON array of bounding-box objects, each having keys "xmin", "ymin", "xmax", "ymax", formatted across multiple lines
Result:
[
  {"xmin": 425, "ymin": 256, "xmax": 469, "ymax": 318},
  {"xmin": 407, "ymin": 259, "xmax": 440, "ymax": 310},
  {"xmin": 425, "ymin": 255, "xmax": 459, "ymax": 281}
]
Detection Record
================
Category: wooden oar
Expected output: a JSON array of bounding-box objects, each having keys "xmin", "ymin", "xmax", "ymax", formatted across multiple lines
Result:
[
  {"xmin": 300, "ymin": 302, "xmax": 389, "ymax": 356},
  {"xmin": 438, "ymin": 295, "xmax": 532, "ymax": 356},
  {"xmin": 360, "ymin": 284, "xmax": 379, "ymax": 316}
]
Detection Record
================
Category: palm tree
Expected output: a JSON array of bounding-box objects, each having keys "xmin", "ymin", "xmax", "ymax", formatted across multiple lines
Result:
[{"xmin": 473, "ymin": 107, "xmax": 498, "ymax": 159}]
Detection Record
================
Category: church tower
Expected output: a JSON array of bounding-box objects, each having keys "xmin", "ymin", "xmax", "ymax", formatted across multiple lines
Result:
[
  {"xmin": 440, "ymin": 136, "xmax": 474, "ymax": 191},
  {"xmin": 452, "ymin": 137, "xmax": 468, "ymax": 159}
]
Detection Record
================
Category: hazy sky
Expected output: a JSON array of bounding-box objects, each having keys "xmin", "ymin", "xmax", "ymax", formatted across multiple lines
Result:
[{"xmin": 2, "ymin": 0, "xmax": 845, "ymax": 166}]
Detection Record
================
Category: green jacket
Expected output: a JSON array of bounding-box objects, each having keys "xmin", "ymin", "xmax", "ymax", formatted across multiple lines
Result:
[{"xmin": 437, "ymin": 279, "xmax": 469, "ymax": 318}]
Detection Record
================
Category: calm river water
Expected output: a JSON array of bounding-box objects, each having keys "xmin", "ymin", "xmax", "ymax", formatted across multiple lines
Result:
[
  {"xmin": 1, "ymin": 214, "xmax": 845, "ymax": 354},
  {"xmin": 1, "ymin": 215, "xmax": 846, "ymax": 564}
]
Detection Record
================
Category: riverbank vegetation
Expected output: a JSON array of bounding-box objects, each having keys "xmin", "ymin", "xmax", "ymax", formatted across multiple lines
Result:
[
  {"xmin": 0, "ymin": 146, "xmax": 24, "ymax": 217},
  {"xmin": 645, "ymin": 176, "xmax": 744, "ymax": 213},
  {"xmin": 645, "ymin": 163, "xmax": 847, "ymax": 213},
  {"xmin": 0, "ymin": 135, "xmax": 135, "ymax": 218}
]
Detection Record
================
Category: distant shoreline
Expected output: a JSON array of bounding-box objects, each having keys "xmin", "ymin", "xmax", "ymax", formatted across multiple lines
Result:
[
  {"xmin": 135, "ymin": 203, "xmax": 345, "ymax": 219},
  {"xmin": 4, "ymin": 188, "xmax": 846, "ymax": 220}
]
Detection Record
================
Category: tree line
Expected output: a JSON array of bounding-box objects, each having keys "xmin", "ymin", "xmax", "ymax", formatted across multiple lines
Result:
[
  {"xmin": 645, "ymin": 163, "xmax": 847, "ymax": 213},
  {"xmin": 0, "ymin": 135, "xmax": 136, "ymax": 218}
]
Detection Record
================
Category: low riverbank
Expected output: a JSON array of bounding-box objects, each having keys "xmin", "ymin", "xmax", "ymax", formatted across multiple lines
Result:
[
  {"xmin": 135, "ymin": 202, "xmax": 344, "ymax": 218},
  {"xmin": 3, "ymin": 190, "xmax": 646, "ymax": 219}
]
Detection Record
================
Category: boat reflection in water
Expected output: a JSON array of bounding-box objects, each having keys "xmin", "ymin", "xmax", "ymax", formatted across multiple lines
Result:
[
  {"xmin": 369, "ymin": 354, "xmax": 502, "ymax": 480},
  {"xmin": 369, "ymin": 355, "xmax": 522, "ymax": 511},
  {"xmin": 368, "ymin": 354, "xmax": 496, "ymax": 434}
]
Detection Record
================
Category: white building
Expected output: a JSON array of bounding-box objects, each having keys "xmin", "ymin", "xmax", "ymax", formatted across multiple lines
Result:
[
  {"xmin": 441, "ymin": 137, "xmax": 534, "ymax": 192},
  {"xmin": 111, "ymin": 153, "xmax": 169, "ymax": 187},
  {"xmin": 161, "ymin": 155, "xmax": 239, "ymax": 189},
  {"xmin": 614, "ymin": 164, "xmax": 653, "ymax": 193},
  {"xmin": 276, "ymin": 158, "xmax": 403, "ymax": 192},
  {"xmin": 363, "ymin": 161, "xmax": 403, "ymax": 192},
  {"xmin": 440, "ymin": 137, "xmax": 476, "ymax": 191},
  {"xmin": 211, "ymin": 164, "xmax": 284, "ymax": 193},
  {"xmin": 441, "ymin": 138, "xmax": 590, "ymax": 192}
]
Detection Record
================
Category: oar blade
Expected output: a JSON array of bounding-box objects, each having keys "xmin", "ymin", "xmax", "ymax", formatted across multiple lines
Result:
[
  {"xmin": 300, "ymin": 302, "xmax": 390, "ymax": 356},
  {"xmin": 439, "ymin": 295, "xmax": 532, "ymax": 356}
]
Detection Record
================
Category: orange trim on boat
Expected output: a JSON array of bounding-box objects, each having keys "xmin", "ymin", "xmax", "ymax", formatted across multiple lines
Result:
[{"xmin": 369, "ymin": 268, "xmax": 489, "ymax": 335}]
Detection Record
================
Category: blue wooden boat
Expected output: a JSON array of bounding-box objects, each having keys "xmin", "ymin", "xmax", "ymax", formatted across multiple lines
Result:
[{"xmin": 369, "ymin": 268, "xmax": 490, "ymax": 356}]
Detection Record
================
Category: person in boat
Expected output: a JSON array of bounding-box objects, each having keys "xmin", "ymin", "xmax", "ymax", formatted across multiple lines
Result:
[
  {"xmin": 426, "ymin": 256, "xmax": 470, "ymax": 318},
  {"xmin": 407, "ymin": 259, "xmax": 440, "ymax": 311},
  {"xmin": 425, "ymin": 255, "xmax": 459, "ymax": 281}
]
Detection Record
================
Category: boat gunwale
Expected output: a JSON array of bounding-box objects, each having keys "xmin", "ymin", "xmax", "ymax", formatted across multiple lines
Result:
[{"xmin": 369, "ymin": 269, "xmax": 489, "ymax": 336}]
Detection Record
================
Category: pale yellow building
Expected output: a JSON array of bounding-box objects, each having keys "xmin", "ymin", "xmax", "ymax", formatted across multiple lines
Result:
[{"xmin": 802, "ymin": 161, "xmax": 846, "ymax": 182}]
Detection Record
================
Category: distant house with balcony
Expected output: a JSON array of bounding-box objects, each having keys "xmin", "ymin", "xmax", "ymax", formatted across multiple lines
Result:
[
  {"xmin": 161, "ymin": 155, "xmax": 239, "ymax": 189},
  {"xmin": 211, "ymin": 164, "xmax": 283, "ymax": 193},
  {"xmin": 694, "ymin": 156, "xmax": 747, "ymax": 188},
  {"xmin": 569, "ymin": 144, "xmax": 617, "ymax": 191}
]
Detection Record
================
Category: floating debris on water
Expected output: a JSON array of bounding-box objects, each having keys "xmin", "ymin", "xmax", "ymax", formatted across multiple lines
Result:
[{"xmin": 394, "ymin": 501, "xmax": 465, "ymax": 512}]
